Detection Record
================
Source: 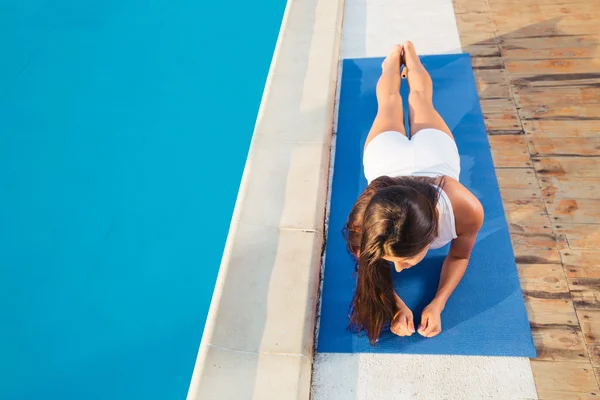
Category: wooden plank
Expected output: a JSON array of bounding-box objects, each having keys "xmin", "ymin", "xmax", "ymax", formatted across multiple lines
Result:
[
  {"xmin": 556, "ymin": 232, "xmax": 571, "ymax": 251},
  {"xmin": 514, "ymin": 87, "xmax": 600, "ymax": 107},
  {"xmin": 491, "ymin": 0, "xmax": 600, "ymax": 5},
  {"xmin": 522, "ymin": 257, "xmax": 579, "ymax": 319},
  {"xmin": 490, "ymin": 11, "xmax": 595, "ymax": 24},
  {"xmin": 472, "ymin": 67, "xmax": 512, "ymax": 99},
  {"xmin": 462, "ymin": 44, "xmax": 501, "ymax": 58},
  {"xmin": 531, "ymin": 360, "xmax": 599, "ymax": 400},
  {"xmin": 576, "ymin": 309, "xmax": 600, "ymax": 343},
  {"xmin": 493, "ymin": 16, "xmax": 600, "ymax": 30},
  {"xmin": 473, "ymin": 69, "xmax": 512, "ymax": 99},
  {"xmin": 480, "ymin": 97, "xmax": 518, "ymax": 114},
  {"xmin": 511, "ymin": 74, "xmax": 600, "ymax": 90},
  {"xmin": 514, "ymin": 83, "xmax": 600, "ymax": 99},
  {"xmin": 519, "ymin": 104, "xmax": 600, "ymax": 122},
  {"xmin": 495, "ymin": 23, "xmax": 565, "ymax": 41},
  {"xmin": 569, "ymin": 278, "xmax": 600, "ymax": 310},
  {"xmin": 524, "ymin": 296, "xmax": 578, "ymax": 326},
  {"xmin": 532, "ymin": 325, "xmax": 589, "ymax": 362},
  {"xmin": 503, "ymin": 47, "xmax": 599, "ymax": 60},
  {"xmin": 546, "ymin": 199, "xmax": 600, "ymax": 224},
  {"xmin": 494, "ymin": 20, "xmax": 599, "ymax": 40},
  {"xmin": 519, "ymin": 263, "xmax": 569, "ymax": 294},
  {"xmin": 500, "ymin": 35, "xmax": 599, "ymax": 50},
  {"xmin": 494, "ymin": 22, "xmax": 599, "ymax": 41},
  {"xmin": 452, "ymin": 0, "xmax": 489, "ymax": 15},
  {"xmin": 525, "ymin": 120, "xmax": 600, "ymax": 138},
  {"xmin": 457, "ymin": 30, "xmax": 498, "ymax": 46},
  {"xmin": 556, "ymin": 225, "xmax": 600, "ymax": 250},
  {"xmin": 529, "ymin": 137, "xmax": 600, "ymax": 157},
  {"xmin": 500, "ymin": 187, "xmax": 540, "ymax": 201},
  {"xmin": 475, "ymin": 81, "xmax": 512, "ymax": 99},
  {"xmin": 452, "ymin": 0, "xmax": 492, "ymax": 48},
  {"xmin": 470, "ymin": 56, "xmax": 504, "ymax": 70},
  {"xmin": 540, "ymin": 176, "xmax": 600, "ymax": 201},
  {"xmin": 589, "ymin": 345, "xmax": 600, "ymax": 366},
  {"xmin": 496, "ymin": 168, "xmax": 538, "ymax": 188},
  {"xmin": 455, "ymin": 12, "xmax": 496, "ymax": 31},
  {"xmin": 512, "ymin": 233, "xmax": 561, "ymax": 264},
  {"xmin": 491, "ymin": 5, "xmax": 600, "ymax": 23},
  {"xmin": 503, "ymin": 195, "xmax": 552, "ymax": 235},
  {"xmin": 563, "ymin": 250, "xmax": 600, "ymax": 278},
  {"xmin": 473, "ymin": 68, "xmax": 508, "ymax": 86},
  {"xmin": 496, "ymin": 188, "xmax": 552, "ymax": 234},
  {"xmin": 537, "ymin": 2, "xmax": 600, "ymax": 15},
  {"xmin": 504, "ymin": 200, "xmax": 552, "ymax": 235},
  {"xmin": 521, "ymin": 261, "xmax": 578, "ymax": 326},
  {"xmin": 520, "ymin": 262, "xmax": 586, "ymax": 363},
  {"xmin": 500, "ymin": 36, "xmax": 600, "ymax": 62},
  {"xmin": 506, "ymin": 59, "xmax": 600, "ymax": 76},
  {"xmin": 484, "ymin": 113, "xmax": 522, "ymax": 134},
  {"xmin": 535, "ymin": 158, "xmax": 600, "ymax": 177},
  {"xmin": 551, "ymin": 224, "xmax": 598, "ymax": 252},
  {"xmin": 489, "ymin": 1, "xmax": 600, "ymax": 15},
  {"xmin": 489, "ymin": 135, "xmax": 532, "ymax": 167}
]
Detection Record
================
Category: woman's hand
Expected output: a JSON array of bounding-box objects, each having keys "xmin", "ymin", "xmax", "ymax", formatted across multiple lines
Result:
[
  {"xmin": 391, "ymin": 304, "xmax": 415, "ymax": 337},
  {"xmin": 418, "ymin": 301, "xmax": 443, "ymax": 338}
]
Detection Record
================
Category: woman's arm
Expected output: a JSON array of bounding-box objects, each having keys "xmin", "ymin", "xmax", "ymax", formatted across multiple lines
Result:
[
  {"xmin": 432, "ymin": 219, "xmax": 481, "ymax": 309},
  {"xmin": 391, "ymin": 290, "xmax": 416, "ymax": 336},
  {"xmin": 436, "ymin": 184, "xmax": 484, "ymax": 308},
  {"xmin": 418, "ymin": 185, "xmax": 484, "ymax": 337}
]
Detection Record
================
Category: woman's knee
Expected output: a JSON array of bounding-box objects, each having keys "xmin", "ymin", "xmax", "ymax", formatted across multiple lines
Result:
[{"xmin": 408, "ymin": 90, "xmax": 432, "ymax": 106}]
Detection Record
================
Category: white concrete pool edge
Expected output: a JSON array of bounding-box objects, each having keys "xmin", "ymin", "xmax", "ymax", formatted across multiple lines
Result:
[{"xmin": 185, "ymin": 0, "xmax": 344, "ymax": 397}]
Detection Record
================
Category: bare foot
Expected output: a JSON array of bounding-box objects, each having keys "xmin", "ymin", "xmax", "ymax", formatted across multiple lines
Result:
[
  {"xmin": 402, "ymin": 41, "xmax": 432, "ymax": 95},
  {"xmin": 402, "ymin": 41, "xmax": 424, "ymax": 71},
  {"xmin": 381, "ymin": 44, "xmax": 403, "ymax": 73}
]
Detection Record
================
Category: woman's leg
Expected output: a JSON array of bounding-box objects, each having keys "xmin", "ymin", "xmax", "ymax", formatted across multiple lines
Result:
[
  {"xmin": 403, "ymin": 41, "xmax": 454, "ymax": 140},
  {"xmin": 363, "ymin": 45, "xmax": 407, "ymax": 152}
]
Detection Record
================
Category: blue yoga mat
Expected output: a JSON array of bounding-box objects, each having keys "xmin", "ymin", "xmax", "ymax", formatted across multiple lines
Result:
[{"xmin": 317, "ymin": 54, "xmax": 536, "ymax": 357}]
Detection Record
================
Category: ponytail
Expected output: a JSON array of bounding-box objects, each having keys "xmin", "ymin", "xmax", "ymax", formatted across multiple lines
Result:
[
  {"xmin": 349, "ymin": 233, "xmax": 396, "ymax": 345},
  {"xmin": 345, "ymin": 177, "xmax": 442, "ymax": 344}
]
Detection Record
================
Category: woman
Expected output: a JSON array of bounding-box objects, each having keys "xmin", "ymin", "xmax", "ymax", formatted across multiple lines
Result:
[{"xmin": 344, "ymin": 42, "xmax": 484, "ymax": 345}]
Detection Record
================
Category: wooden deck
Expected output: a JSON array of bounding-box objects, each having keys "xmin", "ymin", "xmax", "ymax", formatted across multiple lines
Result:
[{"xmin": 453, "ymin": 0, "xmax": 600, "ymax": 398}]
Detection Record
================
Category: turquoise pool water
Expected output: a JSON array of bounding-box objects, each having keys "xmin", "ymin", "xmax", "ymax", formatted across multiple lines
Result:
[{"xmin": 0, "ymin": 1, "xmax": 286, "ymax": 398}]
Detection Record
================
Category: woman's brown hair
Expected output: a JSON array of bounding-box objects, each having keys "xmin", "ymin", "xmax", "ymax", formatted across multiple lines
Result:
[{"xmin": 343, "ymin": 175, "xmax": 444, "ymax": 344}]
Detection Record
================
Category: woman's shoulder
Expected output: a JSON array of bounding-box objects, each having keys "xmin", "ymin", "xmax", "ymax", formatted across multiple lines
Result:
[{"xmin": 440, "ymin": 177, "xmax": 484, "ymax": 235}]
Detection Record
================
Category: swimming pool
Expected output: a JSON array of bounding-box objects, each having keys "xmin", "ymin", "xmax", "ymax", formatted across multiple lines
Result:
[{"xmin": 0, "ymin": 1, "xmax": 286, "ymax": 398}]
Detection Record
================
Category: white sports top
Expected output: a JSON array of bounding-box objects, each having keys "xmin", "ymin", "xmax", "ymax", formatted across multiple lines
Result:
[
  {"xmin": 429, "ymin": 185, "xmax": 458, "ymax": 249},
  {"xmin": 363, "ymin": 129, "xmax": 461, "ymax": 249}
]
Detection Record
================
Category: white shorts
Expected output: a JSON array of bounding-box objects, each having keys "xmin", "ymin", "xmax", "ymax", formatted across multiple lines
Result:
[{"xmin": 363, "ymin": 129, "xmax": 461, "ymax": 183}]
